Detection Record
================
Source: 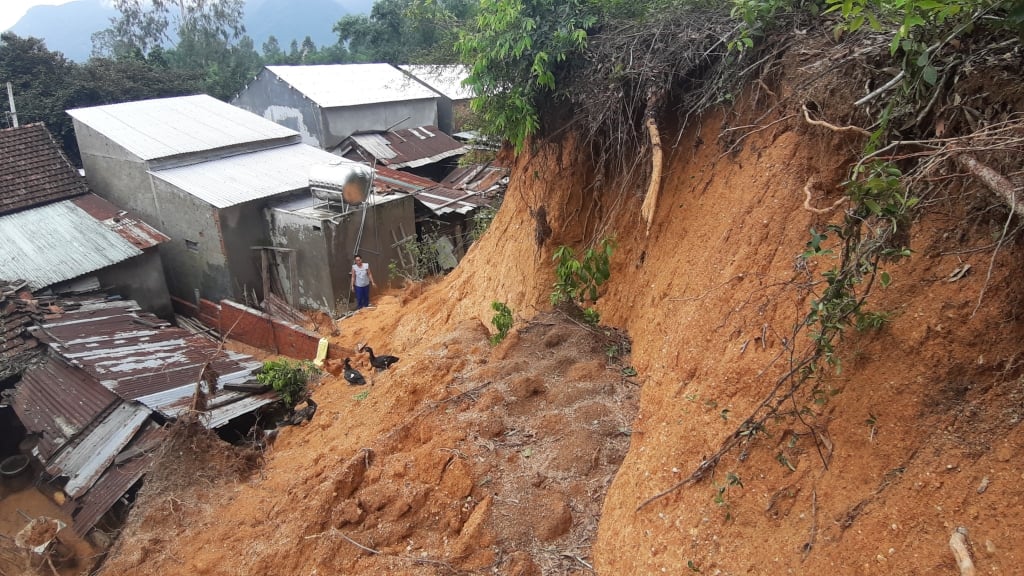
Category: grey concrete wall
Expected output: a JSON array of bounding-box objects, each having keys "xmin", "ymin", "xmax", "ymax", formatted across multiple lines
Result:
[
  {"xmin": 219, "ymin": 201, "xmax": 274, "ymax": 303},
  {"xmin": 74, "ymin": 121, "xmax": 161, "ymax": 221},
  {"xmin": 265, "ymin": 196, "xmax": 416, "ymax": 315},
  {"xmin": 266, "ymin": 206, "xmax": 334, "ymax": 312},
  {"xmin": 325, "ymin": 196, "xmax": 416, "ymax": 309},
  {"xmin": 322, "ymin": 99, "xmax": 438, "ymax": 151},
  {"xmin": 435, "ymin": 96, "xmax": 454, "ymax": 135},
  {"xmin": 232, "ymin": 70, "xmax": 324, "ymax": 148},
  {"xmin": 147, "ymin": 178, "xmax": 230, "ymax": 302},
  {"xmin": 96, "ymin": 249, "xmax": 173, "ymax": 319}
]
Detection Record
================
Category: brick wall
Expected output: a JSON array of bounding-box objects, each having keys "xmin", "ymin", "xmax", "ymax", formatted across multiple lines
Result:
[{"xmin": 172, "ymin": 296, "xmax": 346, "ymax": 360}]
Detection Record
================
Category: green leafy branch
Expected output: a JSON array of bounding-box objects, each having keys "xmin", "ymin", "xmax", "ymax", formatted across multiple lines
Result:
[{"xmin": 550, "ymin": 237, "xmax": 615, "ymax": 325}]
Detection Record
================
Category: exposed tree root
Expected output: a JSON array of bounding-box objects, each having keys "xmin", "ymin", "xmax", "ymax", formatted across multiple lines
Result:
[
  {"xmin": 803, "ymin": 179, "xmax": 848, "ymax": 214},
  {"xmin": 955, "ymin": 154, "xmax": 1024, "ymax": 215},
  {"xmin": 801, "ymin": 104, "xmax": 871, "ymax": 137},
  {"xmin": 640, "ymin": 113, "xmax": 664, "ymax": 236},
  {"xmin": 949, "ymin": 527, "xmax": 978, "ymax": 576}
]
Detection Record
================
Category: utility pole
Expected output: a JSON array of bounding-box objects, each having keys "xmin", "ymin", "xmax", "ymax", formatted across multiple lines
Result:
[{"xmin": 6, "ymin": 82, "xmax": 19, "ymax": 127}]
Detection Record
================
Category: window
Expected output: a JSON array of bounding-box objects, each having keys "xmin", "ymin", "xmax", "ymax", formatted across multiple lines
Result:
[{"xmin": 185, "ymin": 240, "xmax": 199, "ymax": 252}]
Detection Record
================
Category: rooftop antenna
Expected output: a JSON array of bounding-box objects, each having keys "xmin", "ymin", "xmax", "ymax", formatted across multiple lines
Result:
[{"xmin": 6, "ymin": 82, "xmax": 19, "ymax": 127}]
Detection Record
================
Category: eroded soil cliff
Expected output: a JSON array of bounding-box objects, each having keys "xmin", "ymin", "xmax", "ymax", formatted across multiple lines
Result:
[{"xmin": 96, "ymin": 30, "xmax": 1024, "ymax": 576}]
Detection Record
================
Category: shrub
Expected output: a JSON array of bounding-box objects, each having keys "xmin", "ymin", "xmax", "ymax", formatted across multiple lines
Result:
[
  {"xmin": 490, "ymin": 300, "xmax": 514, "ymax": 344},
  {"xmin": 257, "ymin": 359, "xmax": 318, "ymax": 408}
]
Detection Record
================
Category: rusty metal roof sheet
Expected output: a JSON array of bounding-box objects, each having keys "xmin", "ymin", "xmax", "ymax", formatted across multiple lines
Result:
[
  {"xmin": 346, "ymin": 126, "xmax": 468, "ymax": 169},
  {"xmin": 71, "ymin": 194, "xmax": 169, "ymax": 250},
  {"xmin": 0, "ymin": 200, "xmax": 145, "ymax": 290},
  {"xmin": 33, "ymin": 299, "xmax": 263, "ymax": 421},
  {"xmin": 372, "ymin": 165, "xmax": 493, "ymax": 216},
  {"xmin": 47, "ymin": 400, "xmax": 151, "ymax": 498},
  {"xmin": 0, "ymin": 123, "xmax": 88, "ymax": 216},
  {"xmin": 440, "ymin": 163, "xmax": 509, "ymax": 195},
  {"xmin": 13, "ymin": 355, "xmax": 119, "ymax": 460},
  {"xmin": 62, "ymin": 424, "xmax": 165, "ymax": 536},
  {"xmin": 68, "ymin": 95, "xmax": 299, "ymax": 162},
  {"xmin": 265, "ymin": 64, "xmax": 438, "ymax": 108}
]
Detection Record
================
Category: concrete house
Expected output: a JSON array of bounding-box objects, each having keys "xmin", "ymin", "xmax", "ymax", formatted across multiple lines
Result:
[
  {"xmin": 68, "ymin": 95, "xmax": 415, "ymax": 314},
  {"xmin": 399, "ymin": 65, "xmax": 474, "ymax": 134},
  {"xmin": 0, "ymin": 124, "xmax": 172, "ymax": 317},
  {"xmin": 231, "ymin": 64, "xmax": 440, "ymax": 152},
  {"xmin": 266, "ymin": 182, "xmax": 414, "ymax": 315}
]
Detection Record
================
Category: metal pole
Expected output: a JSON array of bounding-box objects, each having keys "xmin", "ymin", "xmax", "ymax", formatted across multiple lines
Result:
[{"xmin": 6, "ymin": 82, "xmax": 19, "ymax": 127}]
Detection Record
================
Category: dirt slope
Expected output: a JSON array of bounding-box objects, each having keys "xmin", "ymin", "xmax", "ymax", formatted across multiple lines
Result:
[{"xmin": 97, "ymin": 35, "xmax": 1024, "ymax": 576}]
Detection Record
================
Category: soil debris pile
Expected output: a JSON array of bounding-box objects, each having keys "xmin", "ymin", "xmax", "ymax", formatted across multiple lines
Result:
[{"xmin": 100, "ymin": 313, "xmax": 638, "ymax": 575}]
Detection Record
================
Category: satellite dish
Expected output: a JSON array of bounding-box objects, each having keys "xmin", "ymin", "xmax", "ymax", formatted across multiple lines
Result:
[{"xmin": 309, "ymin": 162, "xmax": 373, "ymax": 206}]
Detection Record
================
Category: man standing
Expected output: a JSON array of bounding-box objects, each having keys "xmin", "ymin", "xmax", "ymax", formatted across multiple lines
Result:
[{"xmin": 350, "ymin": 254, "xmax": 375, "ymax": 309}]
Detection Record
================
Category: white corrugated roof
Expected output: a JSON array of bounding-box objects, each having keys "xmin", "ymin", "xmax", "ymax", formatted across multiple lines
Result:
[
  {"xmin": 149, "ymin": 143, "xmax": 348, "ymax": 208},
  {"xmin": 266, "ymin": 64, "xmax": 439, "ymax": 108},
  {"xmin": 0, "ymin": 200, "xmax": 144, "ymax": 290},
  {"xmin": 67, "ymin": 94, "xmax": 298, "ymax": 161},
  {"xmin": 399, "ymin": 65, "xmax": 474, "ymax": 100}
]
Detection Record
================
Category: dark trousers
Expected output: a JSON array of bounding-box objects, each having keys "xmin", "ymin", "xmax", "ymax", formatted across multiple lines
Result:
[{"xmin": 354, "ymin": 284, "xmax": 370, "ymax": 309}]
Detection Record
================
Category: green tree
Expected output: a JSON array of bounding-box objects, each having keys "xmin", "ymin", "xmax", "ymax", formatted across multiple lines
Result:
[
  {"xmin": 457, "ymin": 0, "xmax": 595, "ymax": 152},
  {"xmin": 331, "ymin": 0, "xmax": 475, "ymax": 63},
  {"xmin": 0, "ymin": 33, "xmax": 78, "ymax": 154},
  {"xmin": 261, "ymin": 34, "xmax": 284, "ymax": 61},
  {"xmin": 97, "ymin": 0, "xmax": 247, "ymax": 56}
]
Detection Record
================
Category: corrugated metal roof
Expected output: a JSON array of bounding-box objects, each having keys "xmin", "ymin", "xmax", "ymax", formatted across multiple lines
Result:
[
  {"xmin": 373, "ymin": 165, "xmax": 493, "ymax": 216},
  {"xmin": 440, "ymin": 163, "xmax": 509, "ymax": 194},
  {"xmin": 13, "ymin": 355, "xmax": 119, "ymax": 460},
  {"xmin": 347, "ymin": 126, "xmax": 468, "ymax": 169},
  {"xmin": 266, "ymin": 64, "xmax": 438, "ymax": 108},
  {"xmin": 0, "ymin": 123, "xmax": 89, "ymax": 216},
  {"xmin": 0, "ymin": 200, "xmax": 144, "ymax": 290},
  {"xmin": 47, "ymin": 400, "xmax": 151, "ymax": 498},
  {"xmin": 62, "ymin": 424, "xmax": 165, "ymax": 536},
  {"xmin": 399, "ymin": 65, "xmax": 474, "ymax": 100},
  {"xmin": 67, "ymin": 94, "xmax": 299, "ymax": 161},
  {"xmin": 34, "ymin": 300, "xmax": 264, "ymax": 422},
  {"xmin": 149, "ymin": 143, "xmax": 342, "ymax": 208},
  {"xmin": 72, "ymin": 194, "xmax": 169, "ymax": 250}
]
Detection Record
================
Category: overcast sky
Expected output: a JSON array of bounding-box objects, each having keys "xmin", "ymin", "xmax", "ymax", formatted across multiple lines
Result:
[{"xmin": 2, "ymin": 1, "xmax": 79, "ymax": 33}]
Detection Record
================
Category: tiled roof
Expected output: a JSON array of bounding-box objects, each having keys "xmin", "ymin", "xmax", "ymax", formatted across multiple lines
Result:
[
  {"xmin": 0, "ymin": 123, "xmax": 88, "ymax": 216},
  {"xmin": 345, "ymin": 126, "xmax": 468, "ymax": 169}
]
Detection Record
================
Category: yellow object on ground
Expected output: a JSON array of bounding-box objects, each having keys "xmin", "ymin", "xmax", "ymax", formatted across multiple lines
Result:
[{"xmin": 313, "ymin": 337, "xmax": 329, "ymax": 368}]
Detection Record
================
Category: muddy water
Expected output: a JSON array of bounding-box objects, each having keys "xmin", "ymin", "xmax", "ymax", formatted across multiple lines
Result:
[{"xmin": 0, "ymin": 485, "xmax": 97, "ymax": 574}]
